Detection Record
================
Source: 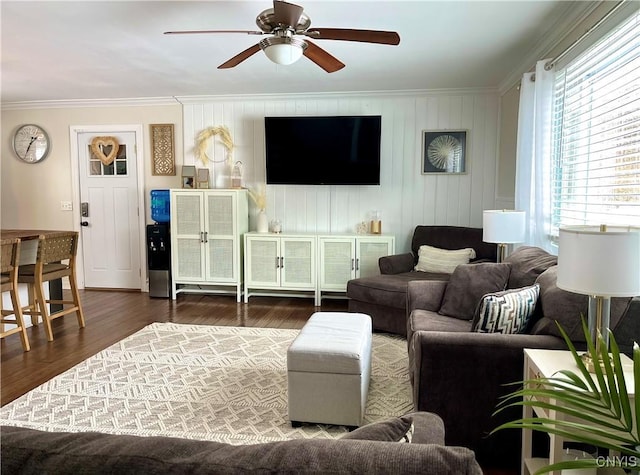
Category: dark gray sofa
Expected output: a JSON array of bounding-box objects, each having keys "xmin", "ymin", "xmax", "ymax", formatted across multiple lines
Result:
[
  {"xmin": 347, "ymin": 225, "xmax": 497, "ymax": 335},
  {"xmin": 1, "ymin": 412, "xmax": 484, "ymax": 474},
  {"xmin": 406, "ymin": 245, "xmax": 640, "ymax": 470}
]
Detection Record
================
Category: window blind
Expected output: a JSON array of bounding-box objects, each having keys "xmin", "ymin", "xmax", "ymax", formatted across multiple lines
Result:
[{"xmin": 550, "ymin": 11, "xmax": 640, "ymax": 234}]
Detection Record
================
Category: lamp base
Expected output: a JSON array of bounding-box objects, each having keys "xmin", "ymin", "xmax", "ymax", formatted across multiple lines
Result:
[
  {"xmin": 582, "ymin": 295, "xmax": 611, "ymax": 373},
  {"xmin": 580, "ymin": 352, "xmax": 602, "ymax": 373},
  {"xmin": 497, "ymin": 243, "xmax": 507, "ymax": 263}
]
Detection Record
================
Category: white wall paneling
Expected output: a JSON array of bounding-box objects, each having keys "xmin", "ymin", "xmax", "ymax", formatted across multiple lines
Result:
[{"xmin": 181, "ymin": 91, "xmax": 499, "ymax": 254}]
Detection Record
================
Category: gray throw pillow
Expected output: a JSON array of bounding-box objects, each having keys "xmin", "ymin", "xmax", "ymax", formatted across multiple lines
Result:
[
  {"xmin": 504, "ymin": 246, "xmax": 558, "ymax": 289},
  {"xmin": 472, "ymin": 284, "xmax": 540, "ymax": 333},
  {"xmin": 341, "ymin": 415, "xmax": 413, "ymax": 442},
  {"xmin": 438, "ymin": 263, "xmax": 512, "ymax": 320}
]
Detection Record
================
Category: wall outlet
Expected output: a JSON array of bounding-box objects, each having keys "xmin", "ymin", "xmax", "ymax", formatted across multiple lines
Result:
[{"xmin": 60, "ymin": 201, "xmax": 73, "ymax": 211}]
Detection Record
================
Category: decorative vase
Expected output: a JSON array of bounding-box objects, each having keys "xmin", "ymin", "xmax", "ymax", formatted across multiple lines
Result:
[{"xmin": 257, "ymin": 209, "xmax": 268, "ymax": 233}]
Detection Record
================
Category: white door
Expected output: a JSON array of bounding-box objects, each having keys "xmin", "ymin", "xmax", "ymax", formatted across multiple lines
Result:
[{"xmin": 77, "ymin": 130, "xmax": 142, "ymax": 289}]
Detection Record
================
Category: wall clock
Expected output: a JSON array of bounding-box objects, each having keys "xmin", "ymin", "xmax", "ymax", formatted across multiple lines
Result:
[{"xmin": 12, "ymin": 124, "xmax": 51, "ymax": 163}]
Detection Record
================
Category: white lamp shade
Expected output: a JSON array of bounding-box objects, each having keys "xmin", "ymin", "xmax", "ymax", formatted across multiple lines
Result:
[
  {"xmin": 557, "ymin": 225, "xmax": 640, "ymax": 297},
  {"xmin": 483, "ymin": 210, "xmax": 526, "ymax": 244},
  {"xmin": 263, "ymin": 43, "xmax": 304, "ymax": 65}
]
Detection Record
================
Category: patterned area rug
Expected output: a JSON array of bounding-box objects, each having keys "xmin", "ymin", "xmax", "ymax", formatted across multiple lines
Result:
[{"xmin": 0, "ymin": 323, "xmax": 412, "ymax": 444}]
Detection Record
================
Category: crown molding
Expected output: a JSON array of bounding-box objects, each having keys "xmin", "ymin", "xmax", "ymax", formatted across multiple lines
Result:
[
  {"xmin": 1, "ymin": 96, "xmax": 180, "ymax": 111},
  {"xmin": 174, "ymin": 87, "xmax": 499, "ymax": 104},
  {"xmin": 2, "ymin": 88, "xmax": 499, "ymax": 111}
]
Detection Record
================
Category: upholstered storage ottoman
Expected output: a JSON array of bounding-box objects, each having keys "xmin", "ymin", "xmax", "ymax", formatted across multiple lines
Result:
[{"xmin": 287, "ymin": 312, "xmax": 372, "ymax": 428}]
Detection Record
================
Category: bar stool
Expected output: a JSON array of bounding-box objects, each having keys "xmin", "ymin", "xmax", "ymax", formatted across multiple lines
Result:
[
  {"xmin": 1, "ymin": 238, "xmax": 30, "ymax": 351},
  {"xmin": 18, "ymin": 232, "xmax": 85, "ymax": 341}
]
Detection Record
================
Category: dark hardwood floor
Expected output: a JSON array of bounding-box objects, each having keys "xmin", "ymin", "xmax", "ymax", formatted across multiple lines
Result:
[{"xmin": 0, "ymin": 289, "xmax": 515, "ymax": 475}]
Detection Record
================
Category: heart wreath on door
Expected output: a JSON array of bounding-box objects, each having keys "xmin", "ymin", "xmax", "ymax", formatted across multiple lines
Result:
[{"xmin": 90, "ymin": 136, "xmax": 120, "ymax": 166}]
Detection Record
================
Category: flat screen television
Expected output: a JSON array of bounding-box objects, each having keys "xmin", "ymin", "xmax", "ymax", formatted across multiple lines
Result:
[{"xmin": 265, "ymin": 115, "xmax": 381, "ymax": 185}]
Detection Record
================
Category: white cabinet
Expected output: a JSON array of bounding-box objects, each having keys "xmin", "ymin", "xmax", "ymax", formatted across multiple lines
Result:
[
  {"xmin": 244, "ymin": 233, "xmax": 316, "ymax": 303},
  {"xmin": 170, "ymin": 189, "xmax": 248, "ymax": 301},
  {"xmin": 318, "ymin": 235, "xmax": 394, "ymax": 303}
]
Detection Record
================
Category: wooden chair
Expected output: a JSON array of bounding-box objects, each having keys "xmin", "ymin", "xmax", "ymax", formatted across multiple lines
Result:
[
  {"xmin": 18, "ymin": 232, "xmax": 85, "ymax": 341},
  {"xmin": 1, "ymin": 238, "xmax": 30, "ymax": 351}
]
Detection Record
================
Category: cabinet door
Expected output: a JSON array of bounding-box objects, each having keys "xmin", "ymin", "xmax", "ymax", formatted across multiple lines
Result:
[
  {"xmin": 319, "ymin": 238, "xmax": 356, "ymax": 290},
  {"xmin": 171, "ymin": 191, "xmax": 205, "ymax": 281},
  {"xmin": 356, "ymin": 237, "xmax": 394, "ymax": 278},
  {"xmin": 245, "ymin": 236, "xmax": 280, "ymax": 287},
  {"xmin": 281, "ymin": 238, "xmax": 315, "ymax": 289},
  {"xmin": 204, "ymin": 192, "xmax": 236, "ymax": 282}
]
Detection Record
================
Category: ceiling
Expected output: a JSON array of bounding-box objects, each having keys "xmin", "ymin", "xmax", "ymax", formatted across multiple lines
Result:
[{"xmin": 1, "ymin": 1, "xmax": 595, "ymax": 104}]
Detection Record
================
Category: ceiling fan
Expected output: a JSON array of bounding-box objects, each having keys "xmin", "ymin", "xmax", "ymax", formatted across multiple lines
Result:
[{"xmin": 164, "ymin": 0, "xmax": 400, "ymax": 73}]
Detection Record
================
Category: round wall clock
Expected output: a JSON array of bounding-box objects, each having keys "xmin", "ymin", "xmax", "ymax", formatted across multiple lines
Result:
[{"xmin": 12, "ymin": 124, "xmax": 51, "ymax": 163}]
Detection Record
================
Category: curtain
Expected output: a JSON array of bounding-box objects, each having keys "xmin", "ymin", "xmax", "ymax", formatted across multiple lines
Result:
[{"xmin": 514, "ymin": 59, "xmax": 556, "ymax": 252}]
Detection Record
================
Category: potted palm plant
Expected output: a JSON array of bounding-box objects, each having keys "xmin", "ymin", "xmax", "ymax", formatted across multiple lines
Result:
[{"xmin": 492, "ymin": 319, "xmax": 639, "ymax": 474}]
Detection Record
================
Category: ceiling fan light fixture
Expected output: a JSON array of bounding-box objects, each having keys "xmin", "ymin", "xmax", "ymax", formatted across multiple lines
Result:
[{"xmin": 259, "ymin": 36, "xmax": 307, "ymax": 65}]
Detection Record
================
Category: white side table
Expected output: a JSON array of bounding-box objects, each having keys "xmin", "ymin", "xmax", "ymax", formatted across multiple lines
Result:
[{"xmin": 522, "ymin": 349, "xmax": 634, "ymax": 475}]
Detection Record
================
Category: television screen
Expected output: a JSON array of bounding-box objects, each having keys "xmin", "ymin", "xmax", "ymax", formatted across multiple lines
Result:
[{"xmin": 265, "ymin": 116, "xmax": 381, "ymax": 185}]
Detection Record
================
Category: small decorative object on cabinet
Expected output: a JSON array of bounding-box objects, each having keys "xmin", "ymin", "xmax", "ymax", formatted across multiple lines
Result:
[
  {"xmin": 270, "ymin": 219, "xmax": 282, "ymax": 233},
  {"xmin": 181, "ymin": 166, "xmax": 196, "ymax": 188},
  {"xmin": 231, "ymin": 161, "xmax": 243, "ymax": 188},
  {"xmin": 256, "ymin": 209, "xmax": 269, "ymax": 233},
  {"xmin": 170, "ymin": 189, "xmax": 248, "ymax": 301},
  {"xmin": 196, "ymin": 168, "xmax": 210, "ymax": 189},
  {"xmin": 244, "ymin": 233, "xmax": 316, "ymax": 303},
  {"xmin": 493, "ymin": 321, "xmax": 637, "ymax": 475},
  {"xmin": 369, "ymin": 210, "xmax": 381, "ymax": 234},
  {"xmin": 318, "ymin": 234, "xmax": 394, "ymax": 305}
]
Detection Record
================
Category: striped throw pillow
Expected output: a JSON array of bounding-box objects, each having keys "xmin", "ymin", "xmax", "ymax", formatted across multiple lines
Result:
[
  {"xmin": 414, "ymin": 245, "xmax": 477, "ymax": 274},
  {"xmin": 473, "ymin": 284, "xmax": 540, "ymax": 334}
]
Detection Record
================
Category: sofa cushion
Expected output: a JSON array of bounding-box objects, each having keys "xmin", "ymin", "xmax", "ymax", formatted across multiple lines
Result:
[
  {"xmin": 472, "ymin": 284, "xmax": 540, "ymax": 334},
  {"xmin": 414, "ymin": 245, "xmax": 476, "ymax": 274},
  {"xmin": 530, "ymin": 266, "xmax": 633, "ymax": 342},
  {"xmin": 347, "ymin": 272, "xmax": 450, "ymax": 310},
  {"xmin": 504, "ymin": 246, "xmax": 557, "ymax": 289},
  {"xmin": 342, "ymin": 415, "xmax": 414, "ymax": 442},
  {"xmin": 1, "ymin": 425, "xmax": 483, "ymax": 475},
  {"xmin": 409, "ymin": 310, "xmax": 474, "ymax": 334},
  {"xmin": 410, "ymin": 225, "xmax": 497, "ymax": 262},
  {"xmin": 438, "ymin": 263, "xmax": 512, "ymax": 320}
]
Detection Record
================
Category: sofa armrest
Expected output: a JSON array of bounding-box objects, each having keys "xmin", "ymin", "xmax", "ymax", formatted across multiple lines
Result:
[
  {"xmin": 409, "ymin": 331, "xmax": 566, "ymax": 467},
  {"xmin": 407, "ymin": 280, "xmax": 448, "ymax": 313},
  {"xmin": 379, "ymin": 253, "xmax": 415, "ymax": 274}
]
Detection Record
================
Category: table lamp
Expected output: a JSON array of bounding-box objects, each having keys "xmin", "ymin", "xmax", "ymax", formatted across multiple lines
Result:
[
  {"xmin": 483, "ymin": 210, "xmax": 526, "ymax": 262},
  {"xmin": 557, "ymin": 225, "xmax": 640, "ymax": 371}
]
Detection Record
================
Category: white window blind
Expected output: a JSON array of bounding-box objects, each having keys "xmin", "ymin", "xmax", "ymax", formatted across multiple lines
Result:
[{"xmin": 550, "ymin": 11, "xmax": 640, "ymax": 234}]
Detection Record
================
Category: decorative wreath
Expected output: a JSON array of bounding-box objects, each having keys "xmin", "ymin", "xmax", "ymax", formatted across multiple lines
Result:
[
  {"xmin": 90, "ymin": 136, "xmax": 120, "ymax": 166},
  {"xmin": 195, "ymin": 126, "xmax": 234, "ymax": 166}
]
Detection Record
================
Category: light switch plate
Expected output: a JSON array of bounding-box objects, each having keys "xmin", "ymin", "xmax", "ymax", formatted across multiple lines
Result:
[{"xmin": 61, "ymin": 201, "xmax": 73, "ymax": 211}]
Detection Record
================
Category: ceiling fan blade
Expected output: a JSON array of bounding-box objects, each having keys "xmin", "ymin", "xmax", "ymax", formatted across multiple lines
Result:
[
  {"xmin": 272, "ymin": 0, "xmax": 304, "ymax": 26},
  {"xmin": 305, "ymin": 28, "xmax": 400, "ymax": 45},
  {"xmin": 164, "ymin": 30, "xmax": 263, "ymax": 36},
  {"xmin": 303, "ymin": 41, "xmax": 345, "ymax": 73},
  {"xmin": 218, "ymin": 43, "xmax": 262, "ymax": 69}
]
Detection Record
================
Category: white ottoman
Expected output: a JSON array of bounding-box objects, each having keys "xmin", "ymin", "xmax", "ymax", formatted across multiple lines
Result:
[{"xmin": 287, "ymin": 312, "xmax": 372, "ymax": 428}]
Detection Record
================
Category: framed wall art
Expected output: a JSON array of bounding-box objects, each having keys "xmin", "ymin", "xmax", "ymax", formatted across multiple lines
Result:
[
  {"xmin": 422, "ymin": 130, "xmax": 467, "ymax": 174},
  {"xmin": 150, "ymin": 123, "xmax": 175, "ymax": 176}
]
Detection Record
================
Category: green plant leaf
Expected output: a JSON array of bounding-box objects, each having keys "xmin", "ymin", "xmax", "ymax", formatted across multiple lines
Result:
[{"xmin": 492, "ymin": 317, "xmax": 640, "ymax": 473}]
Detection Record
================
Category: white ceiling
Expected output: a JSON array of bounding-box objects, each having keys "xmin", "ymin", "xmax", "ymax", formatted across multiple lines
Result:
[{"xmin": 1, "ymin": 1, "xmax": 595, "ymax": 104}]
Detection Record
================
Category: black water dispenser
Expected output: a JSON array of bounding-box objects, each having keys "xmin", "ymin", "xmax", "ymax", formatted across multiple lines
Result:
[{"xmin": 147, "ymin": 224, "xmax": 171, "ymax": 298}]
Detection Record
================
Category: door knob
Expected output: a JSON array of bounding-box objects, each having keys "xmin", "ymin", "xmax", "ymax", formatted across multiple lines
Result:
[{"xmin": 80, "ymin": 221, "xmax": 89, "ymax": 227}]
